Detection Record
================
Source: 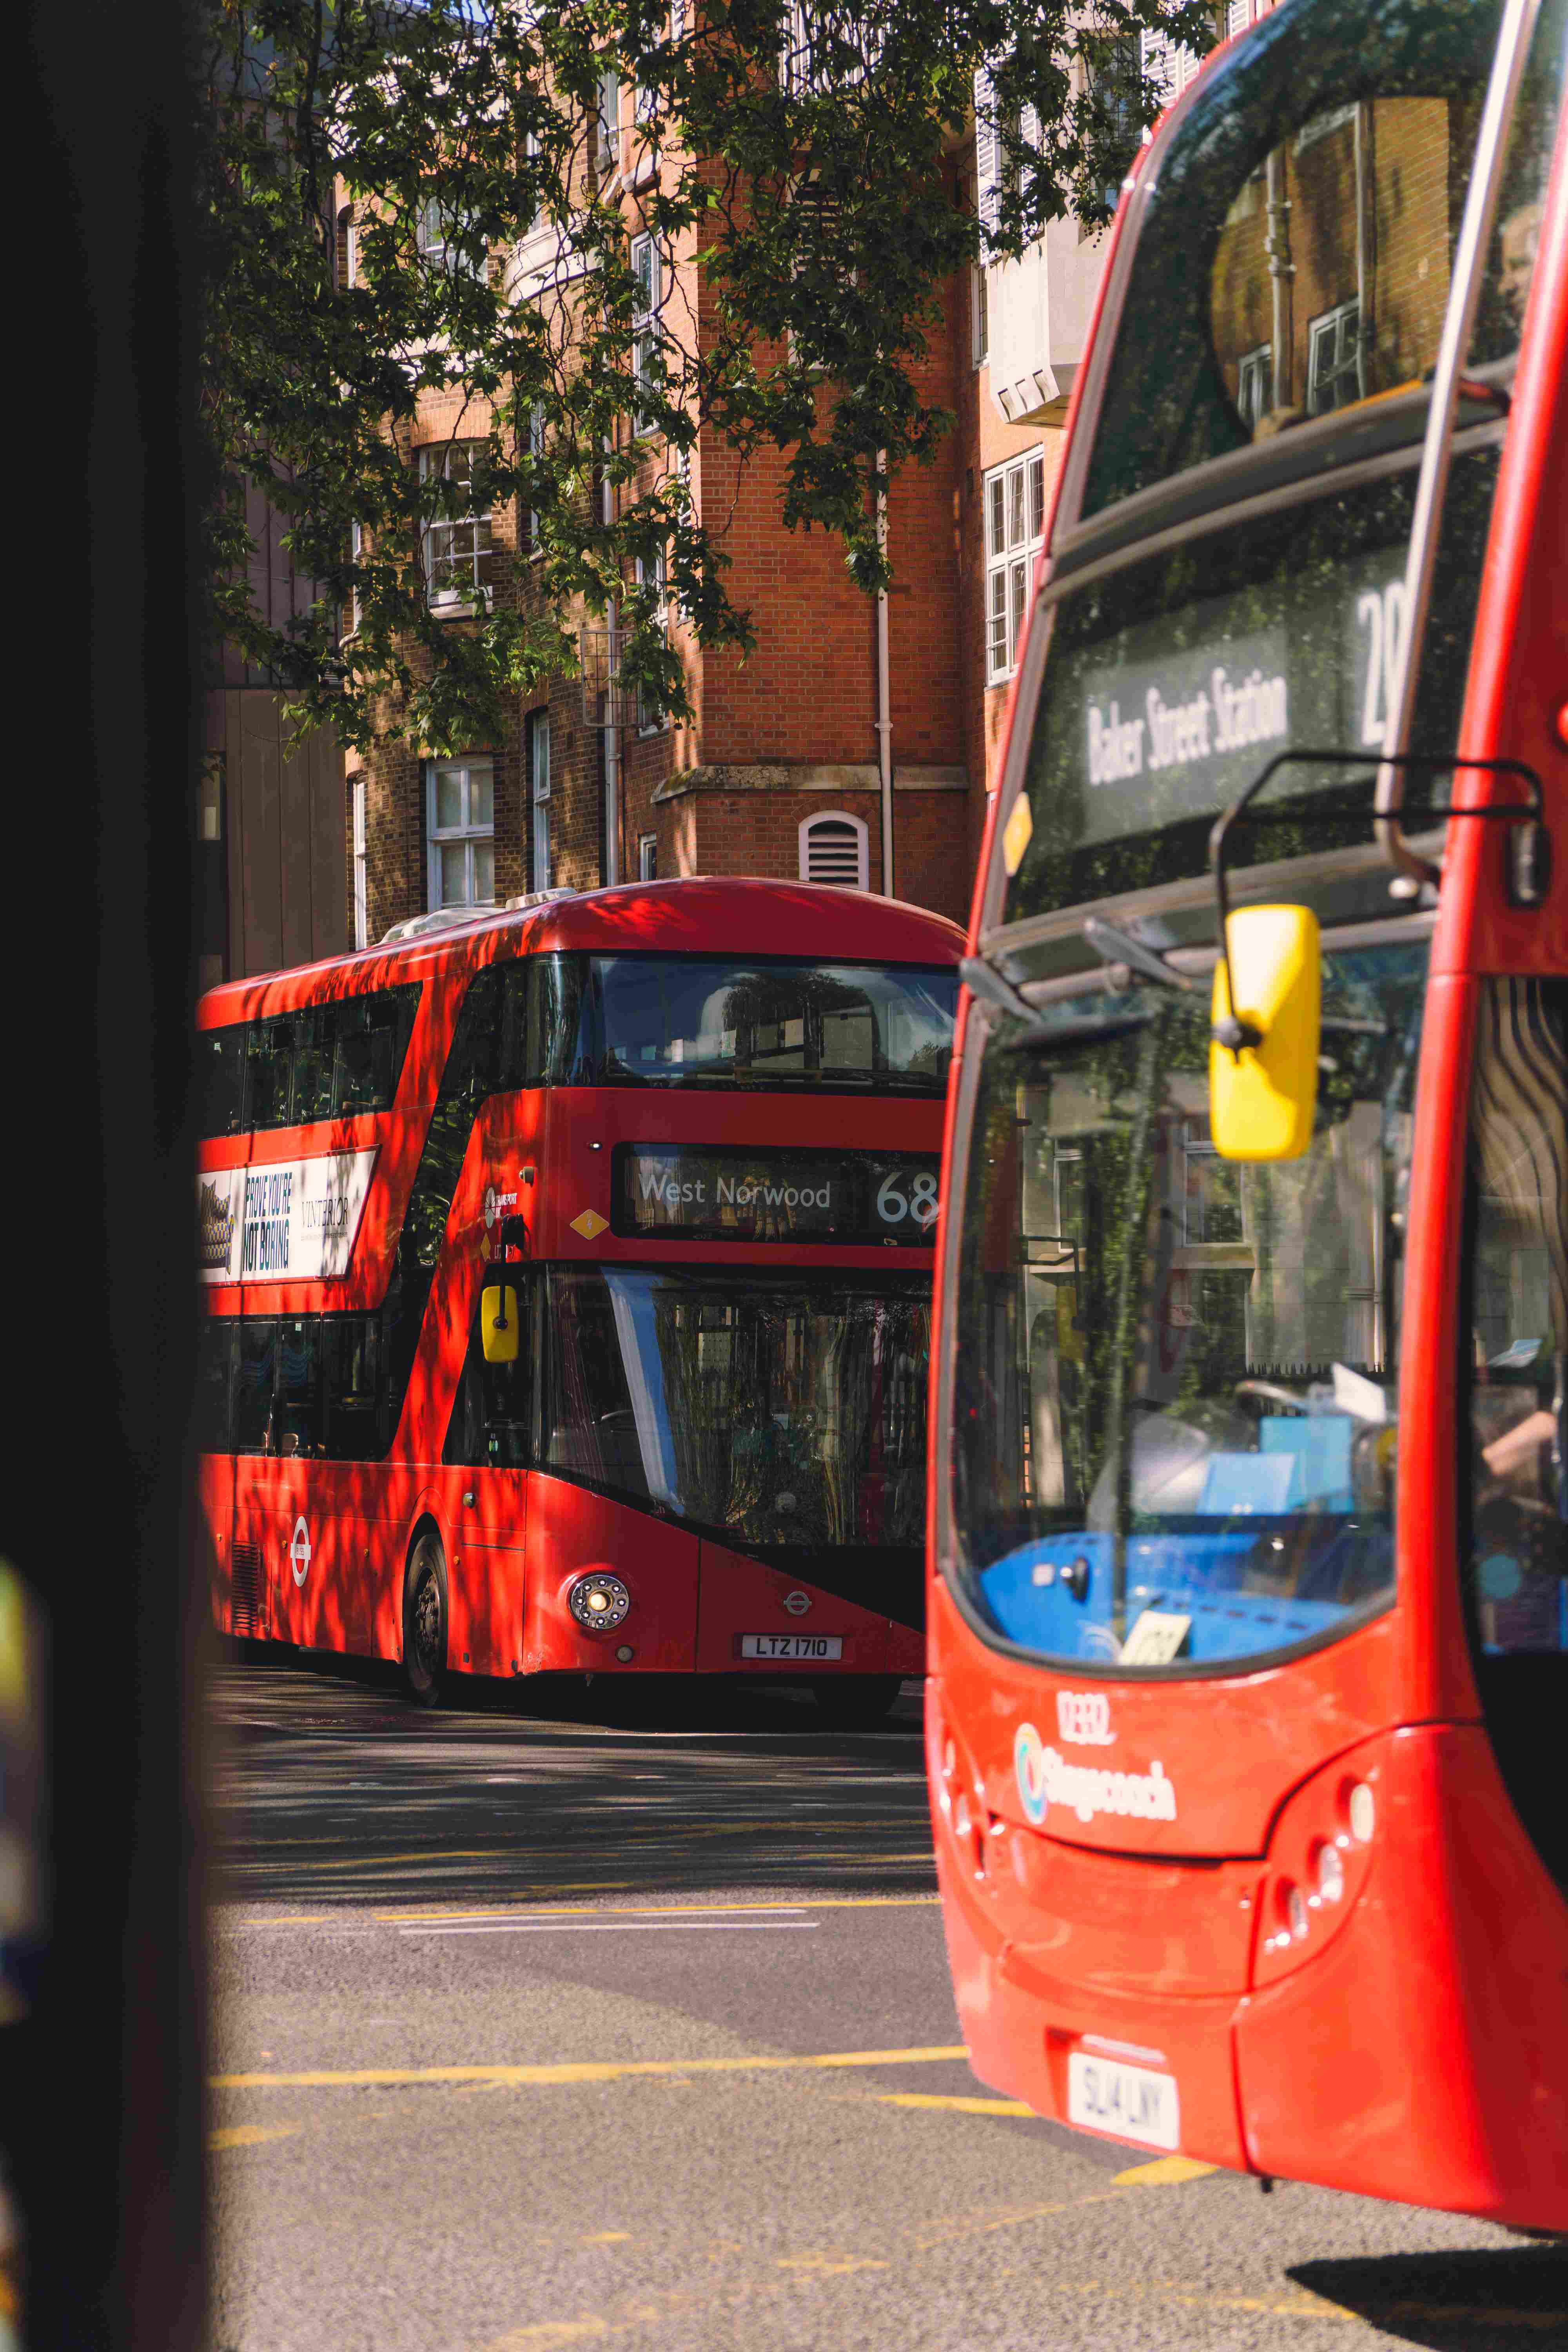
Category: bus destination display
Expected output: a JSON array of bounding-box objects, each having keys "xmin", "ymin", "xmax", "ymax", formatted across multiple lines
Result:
[{"xmin": 613, "ymin": 1146, "xmax": 940, "ymax": 1245}]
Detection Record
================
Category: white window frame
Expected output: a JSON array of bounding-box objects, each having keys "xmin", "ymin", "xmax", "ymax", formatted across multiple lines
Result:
[
  {"xmin": 1307, "ymin": 299, "xmax": 1362, "ymax": 414},
  {"xmin": 426, "ymin": 756, "xmax": 495, "ymax": 913},
  {"xmin": 343, "ymin": 216, "xmax": 359, "ymax": 290},
  {"xmin": 597, "ymin": 65, "xmax": 621, "ymax": 182},
  {"xmin": 416, "ymin": 191, "xmax": 484, "ymax": 283},
  {"xmin": 352, "ymin": 773, "xmax": 368, "ymax": 950},
  {"xmin": 983, "ymin": 448, "xmax": 1046, "ymax": 685},
  {"xmin": 348, "ymin": 518, "xmax": 364, "ymax": 636},
  {"xmin": 970, "ymin": 260, "xmax": 988, "ymax": 368},
  {"xmin": 529, "ymin": 710, "xmax": 552, "ymax": 893},
  {"xmin": 635, "ymin": 548, "xmax": 671, "ymax": 735},
  {"xmin": 419, "ymin": 441, "xmax": 495, "ymax": 611},
  {"xmin": 638, "ymin": 832, "xmax": 658, "ymax": 880},
  {"xmin": 520, "ymin": 405, "xmax": 546, "ymax": 555},
  {"xmin": 798, "ymin": 809, "xmax": 869, "ymax": 890},
  {"xmin": 1296, "ymin": 101, "xmax": 1358, "ymax": 153},
  {"xmin": 1236, "ymin": 342, "xmax": 1272, "ymax": 430},
  {"xmin": 1140, "ymin": 27, "xmax": 1203, "ymax": 114},
  {"xmin": 631, "ymin": 233, "xmax": 662, "ymax": 432}
]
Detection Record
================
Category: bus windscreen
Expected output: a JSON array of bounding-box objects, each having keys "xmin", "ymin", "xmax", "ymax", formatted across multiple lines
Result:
[
  {"xmin": 948, "ymin": 937, "xmax": 1430, "ymax": 1674},
  {"xmin": 536, "ymin": 956, "xmax": 956, "ymax": 1093},
  {"xmin": 542, "ymin": 1267, "xmax": 931, "ymax": 1551}
]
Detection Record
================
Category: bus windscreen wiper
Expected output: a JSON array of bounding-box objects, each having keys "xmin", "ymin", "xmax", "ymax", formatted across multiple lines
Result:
[
  {"xmin": 961, "ymin": 953, "xmax": 1156, "ymax": 1046},
  {"xmin": 1082, "ymin": 917, "xmax": 1201, "ymax": 994}
]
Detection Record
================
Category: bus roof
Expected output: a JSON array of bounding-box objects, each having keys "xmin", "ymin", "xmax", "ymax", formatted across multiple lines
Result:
[{"xmin": 197, "ymin": 878, "xmax": 965, "ymax": 1026}]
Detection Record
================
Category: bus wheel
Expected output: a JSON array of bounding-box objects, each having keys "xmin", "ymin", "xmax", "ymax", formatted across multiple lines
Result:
[
  {"xmin": 811, "ymin": 1675, "xmax": 903, "ymax": 1728},
  {"xmin": 401, "ymin": 1530, "xmax": 448, "ymax": 1706}
]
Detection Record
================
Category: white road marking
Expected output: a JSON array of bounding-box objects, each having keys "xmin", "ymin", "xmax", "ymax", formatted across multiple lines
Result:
[{"xmin": 397, "ymin": 1919, "xmax": 821, "ymax": 1937}]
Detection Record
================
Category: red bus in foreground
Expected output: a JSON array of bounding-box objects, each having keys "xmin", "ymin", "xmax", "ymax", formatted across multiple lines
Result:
[
  {"xmin": 195, "ymin": 879, "xmax": 960, "ymax": 1722},
  {"xmin": 929, "ymin": 0, "xmax": 1566, "ymax": 2226}
]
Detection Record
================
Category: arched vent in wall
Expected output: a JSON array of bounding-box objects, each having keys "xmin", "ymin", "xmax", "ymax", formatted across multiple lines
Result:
[{"xmin": 799, "ymin": 810, "xmax": 869, "ymax": 889}]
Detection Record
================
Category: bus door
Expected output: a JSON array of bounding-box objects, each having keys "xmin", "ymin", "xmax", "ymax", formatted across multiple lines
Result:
[
  {"xmin": 525, "ymin": 1265, "xmax": 701, "ymax": 1673},
  {"xmin": 1462, "ymin": 976, "xmax": 1568, "ymax": 1894},
  {"xmin": 433, "ymin": 1276, "xmax": 532, "ymax": 1680}
]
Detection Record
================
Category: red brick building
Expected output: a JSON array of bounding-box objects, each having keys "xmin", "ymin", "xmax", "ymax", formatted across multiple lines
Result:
[{"xmin": 345, "ymin": 25, "xmax": 1247, "ymax": 951}]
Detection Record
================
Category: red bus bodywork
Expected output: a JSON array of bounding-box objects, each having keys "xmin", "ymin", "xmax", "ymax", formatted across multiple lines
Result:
[
  {"xmin": 196, "ymin": 879, "xmax": 960, "ymax": 1695},
  {"xmin": 928, "ymin": 3, "xmax": 1568, "ymax": 2229}
]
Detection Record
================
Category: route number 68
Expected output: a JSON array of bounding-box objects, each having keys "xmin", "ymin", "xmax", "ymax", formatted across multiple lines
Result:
[{"xmin": 877, "ymin": 1169, "xmax": 940, "ymax": 1228}]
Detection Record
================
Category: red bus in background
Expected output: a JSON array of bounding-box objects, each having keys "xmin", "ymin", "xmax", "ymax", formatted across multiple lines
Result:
[
  {"xmin": 929, "ymin": 0, "xmax": 1566, "ymax": 2228},
  {"xmin": 196, "ymin": 878, "xmax": 960, "ymax": 1724}
]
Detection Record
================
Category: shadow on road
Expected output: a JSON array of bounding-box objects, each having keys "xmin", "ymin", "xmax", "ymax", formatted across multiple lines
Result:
[
  {"xmin": 1290, "ymin": 2246, "xmax": 1567, "ymax": 2350},
  {"xmin": 206, "ymin": 1648, "xmax": 934, "ymax": 1913}
]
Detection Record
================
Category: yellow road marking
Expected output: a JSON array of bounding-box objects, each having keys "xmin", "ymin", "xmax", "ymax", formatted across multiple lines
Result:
[
  {"xmin": 776, "ymin": 2253, "xmax": 890, "ymax": 2275},
  {"xmin": 207, "ymin": 2123, "xmax": 301, "ymax": 2151},
  {"xmin": 580, "ymin": 2234, "xmax": 632, "ymax": 2246},
  {"xmin": 490, "ymin": 2323, "xmax": 612, "ymax": 2345},
  {"xmin": 210, "ymin": 2044, "xmax": 967, "ymax": 2092},
  {"xmin": 878, "ymin": 2094, "xmax": 1034, "ymax": 2117},
  {"xmin": 226, "ymin": 1894, "xmax": 943, "ymax": 1929},
  {"xmin": 226, "ymin": 1823, "xmax": 924, "ymax": 1868},
  {"xmin": 1113, "ymin": 2154, "xmax": 1218, "ymax": 2185}
]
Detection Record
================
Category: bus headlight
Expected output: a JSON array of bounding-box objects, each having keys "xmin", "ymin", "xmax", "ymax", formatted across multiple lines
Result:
[{"xmin": 568, "ymin": 1573, "xmax": 631, "ymax": 1632}]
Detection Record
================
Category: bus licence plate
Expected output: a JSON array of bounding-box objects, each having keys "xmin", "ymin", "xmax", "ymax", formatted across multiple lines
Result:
[
  {"xmin": 1067, "ymin": 2052, "xmax": 1180, "ymax": 2151},
  {"xmin": 739, "ymin": 1634, "xmax": 843, "ymax": 1661}
]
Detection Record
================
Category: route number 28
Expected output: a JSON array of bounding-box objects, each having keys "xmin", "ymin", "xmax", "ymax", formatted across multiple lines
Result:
[{"xmin": 877, "ymin": 1170, "xmax": 941, "ymax": 1228}]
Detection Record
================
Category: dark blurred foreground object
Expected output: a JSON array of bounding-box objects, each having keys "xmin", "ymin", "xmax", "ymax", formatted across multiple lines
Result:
[{"xmin": 2, "ymin": 2, "xmax": 205, "ymax": 2346}]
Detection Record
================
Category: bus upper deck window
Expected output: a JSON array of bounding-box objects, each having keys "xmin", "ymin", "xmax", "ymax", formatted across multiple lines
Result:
[{"xmin": 1081, "ymin": 0, "xmax": 1566, "ymax": 517}]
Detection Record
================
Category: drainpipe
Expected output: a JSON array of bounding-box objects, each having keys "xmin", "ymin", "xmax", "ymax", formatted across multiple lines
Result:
[
  {"xmin": 875, "ymin": 450, "xmax": 893, "ymax": 896},
  {"xmin": 604, "ymin": 595, "xmax": 620, "ymax": 886},
  {"xmin": 602, "ymin": 453, "xmax": 621, "ymax": 886}
]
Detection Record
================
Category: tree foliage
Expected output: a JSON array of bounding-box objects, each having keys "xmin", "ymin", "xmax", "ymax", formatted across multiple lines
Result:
[{"xmin": 198, "ymin": 0, "xmax": 1215, "ymax": 753}]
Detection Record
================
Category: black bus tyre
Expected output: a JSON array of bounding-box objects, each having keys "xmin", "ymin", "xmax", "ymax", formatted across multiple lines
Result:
[
  {"xmin": 811, "ymin": 1674, "xmax": 903, "ymax": 1728},
  {"xmin": 402, "ymin": 1528, "xmax": 448, "ymax": 1706}
]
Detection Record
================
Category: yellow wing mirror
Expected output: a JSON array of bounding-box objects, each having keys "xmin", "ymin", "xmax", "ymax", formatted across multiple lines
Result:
[
  {"xmin": 1209, "ymin": 904, "xmax": 1321, "ymax": 1160},
  {"xmin": 481, "ymin": 1277, "xmax": 520, "ymax": 1364}
]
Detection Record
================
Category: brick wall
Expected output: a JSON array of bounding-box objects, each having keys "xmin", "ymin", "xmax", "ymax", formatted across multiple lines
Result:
[{"xmin": 356, "ymin": 169, "xmax": 1029, "ymax": 944}]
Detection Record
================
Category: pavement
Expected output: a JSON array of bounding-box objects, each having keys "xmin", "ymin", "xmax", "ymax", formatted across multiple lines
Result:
[{"xmin": 205, "ymin": 1652, "xmax": 1566, "ymax": 2351}]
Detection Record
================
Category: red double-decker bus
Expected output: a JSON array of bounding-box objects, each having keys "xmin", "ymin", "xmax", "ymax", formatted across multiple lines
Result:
[
  {"xmin": 195, "ymin": 878, "xmax": 960, "ymax": 1721},
  {"xmin": 928, "ymin": 0, "xmax": 1566, "ymax": 2225}
]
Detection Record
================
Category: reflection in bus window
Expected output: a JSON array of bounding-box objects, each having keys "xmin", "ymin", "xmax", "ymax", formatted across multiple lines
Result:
[
  {"xmin": 542, "ymin": 1268, "xmax": 932, "ymax": 1550},
  {"xmin": 1082, "ymin": 0, "xmax": 1567, "ymax": 515},
  {"xmin": 194, "ymin": 1319, "xmax": 235, "ymax": 1452},
  {"xmin": 531, "ymin": 956, "xmax": 956, "ymax": 1095},
  {"xmin": 950, "ymin": 939, "xmax": 1428, "ymax": 1673},
  {"xmin": 235, "ymin": 1321, "xmax": 276, "ymax": 1454},
  {"xmin": 444, "ymin": 1290, "xmax": 532, "ymax": 1470},
  {"xmin": 1467, "ymin": 978, "xmax": 1567, "ymax": 1654},
  {"xmin": 322, "ymin": 1314, "xmax": 385, "ymax": 1461},
  {"xmin": 274, "ymin": 1318, "xmax": 320, "ymax": 1457}
]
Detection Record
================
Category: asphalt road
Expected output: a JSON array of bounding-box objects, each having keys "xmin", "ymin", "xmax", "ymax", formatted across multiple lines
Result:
[{"xmin": 205, "ymin": 1653, "xmax": 1565, "ymax": 2352}]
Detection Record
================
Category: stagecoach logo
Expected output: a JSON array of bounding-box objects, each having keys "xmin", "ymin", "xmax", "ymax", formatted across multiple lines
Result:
[
  {"xmin": 198, "ymin": 1177, "xmax": 236, "ymax": 1272},
  {"xmin": 782, "ymin": 1590, "xmax": 811, "ymax": 1617},
  {"xmin": 1014, "ymin": 1722, "xmax": 1177, "ymax": 1830},
  {"xmin": 289, "ymin": 1515, "xmax": 312, "ymax": 1588}
]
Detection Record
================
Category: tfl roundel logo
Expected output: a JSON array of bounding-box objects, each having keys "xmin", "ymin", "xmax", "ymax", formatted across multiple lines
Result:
[{"xmin": 1014, "ymin": 1722, "xmax": 1049, "ymax": 1826}]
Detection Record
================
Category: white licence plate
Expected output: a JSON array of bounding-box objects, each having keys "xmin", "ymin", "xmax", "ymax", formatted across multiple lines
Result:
[
  {"xmin": 739, "ymin": 1633, "xmax": 844, "ymax": 1661},
  {"xmin": 1067, "ymin": 2052, "xmax": 1180, "ymax": 2151}
]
